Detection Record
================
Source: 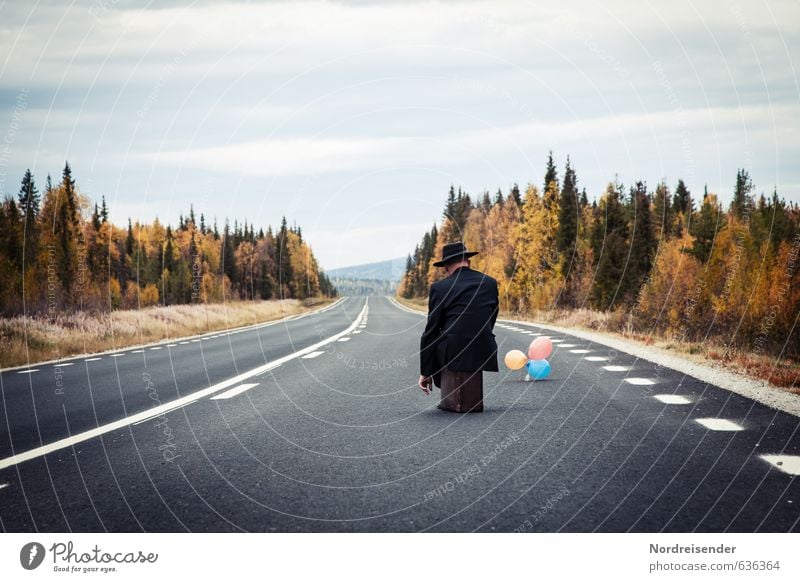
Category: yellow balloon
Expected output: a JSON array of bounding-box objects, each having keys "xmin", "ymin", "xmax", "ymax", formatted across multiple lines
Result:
[{"xmin": 504, "ymin": 349, "xmax": 528, "ymax": 370}]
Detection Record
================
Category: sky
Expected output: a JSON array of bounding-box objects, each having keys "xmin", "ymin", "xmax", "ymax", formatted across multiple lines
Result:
[{"xmin": 0, "ymin": 0, "xmax": 798, "ymax": 270}]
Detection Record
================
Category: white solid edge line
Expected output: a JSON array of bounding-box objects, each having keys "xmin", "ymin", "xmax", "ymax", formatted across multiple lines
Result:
[
  {"xmin": 0, "ymin": 296, "xmax": 349, "ymax": 373},
  {"xmin": 131, "ymin": 401, "xmax": 197, "ymax": 425},
  {"xmin": 386, "ymin": 296, "xmax": 425, "ymax": 315},
  {"xmin": 0, "ymin": 300, "xmax": 368, "ymax": 471},
  {"xmin": 210, "ymin": 383, "xmax": 260, "ymax": 400}
]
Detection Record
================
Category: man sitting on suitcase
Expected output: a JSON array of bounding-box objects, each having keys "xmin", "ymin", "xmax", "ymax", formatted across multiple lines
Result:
[{"xmin": 418, "ymin": 241, "xmax": 499, "ymax": 412}]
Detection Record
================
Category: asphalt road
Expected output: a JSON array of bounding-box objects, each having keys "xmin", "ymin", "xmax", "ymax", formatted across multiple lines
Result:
[{"xmin": 1, "ymin": 295, "xmax": 798, "ymax": 532}]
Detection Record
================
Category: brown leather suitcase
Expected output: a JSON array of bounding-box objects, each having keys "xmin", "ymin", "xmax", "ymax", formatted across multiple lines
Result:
[{"xmin": 439, "ymin": 368, "xmax": 483, "ymax": 413}]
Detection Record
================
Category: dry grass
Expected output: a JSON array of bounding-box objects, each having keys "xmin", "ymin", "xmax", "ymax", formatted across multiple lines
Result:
[
  {"xmin": 396, "ymin": 297, "xmax": 800, "ymax": 392},
  {"xmin": 0, "ymin": 297, "xmax": 335, "ymax": 368}
]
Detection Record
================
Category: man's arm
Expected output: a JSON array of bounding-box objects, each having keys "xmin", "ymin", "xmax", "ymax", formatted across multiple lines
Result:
[
  {"xmin": 489, "ymin": 278, "xmax": 499, "ymax": 329},
  {"xmin": 419, "ymin": 284, "xmax": 444, "ymax": 392}
]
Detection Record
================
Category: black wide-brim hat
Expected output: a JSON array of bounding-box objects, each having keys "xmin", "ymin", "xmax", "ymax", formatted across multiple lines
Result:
[{"xmin": 433, "ymin": 241, "xmax": 479, "ymax": 267}]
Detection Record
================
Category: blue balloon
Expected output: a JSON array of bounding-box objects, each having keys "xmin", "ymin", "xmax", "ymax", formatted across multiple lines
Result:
[{"xmin": 526, "ymin": 359, "xmax": 551, "ymax": 380}]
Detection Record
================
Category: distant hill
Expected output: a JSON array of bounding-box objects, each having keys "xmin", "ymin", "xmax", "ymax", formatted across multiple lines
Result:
[
  {"xmin": 331, "ymin": 278, "xmax": 398, "ymax": 296},
  {"xmin": 326, "ymin": 257, "xmax": 406, "ymax": 282}
]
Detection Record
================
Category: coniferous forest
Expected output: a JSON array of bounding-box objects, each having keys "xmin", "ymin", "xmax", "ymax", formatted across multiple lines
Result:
[
  {"xmin": 399, "ymin": 153, "xmax": 800, "ymax": 364},
  {"xmin": 0, "ymin": 163, "xmax": 337, "ymax": 316}
]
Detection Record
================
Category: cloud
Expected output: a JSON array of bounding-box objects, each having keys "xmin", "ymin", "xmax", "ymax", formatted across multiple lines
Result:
[
  {"xmin": 1, "ymin": 0, "xmax": 798, "ymax": 266},
  {"xmin": 143, "ymin": 103, "xmax": 800, "ymax": 180}
]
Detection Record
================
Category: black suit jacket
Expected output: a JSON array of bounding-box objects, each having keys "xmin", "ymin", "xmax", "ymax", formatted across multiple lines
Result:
[{"xmin": 419, "ymin": 266, "xmax": 499, "ymax": 387}]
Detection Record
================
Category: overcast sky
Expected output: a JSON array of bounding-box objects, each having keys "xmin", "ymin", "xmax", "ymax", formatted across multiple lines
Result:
[{"xmin": 1, "ymin": 0, "xmax": 798, "ymax": 269}]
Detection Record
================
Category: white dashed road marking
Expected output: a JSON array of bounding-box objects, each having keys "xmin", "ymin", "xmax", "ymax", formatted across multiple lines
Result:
[
  {"xmin": 559, "ymin": 344, "xmax": 577, "ymax": 348},
  {"xmin": 211, "ymin": 383, "xmax": 260, "ymax": 400},
  {"xmin": 653, "ymin": 394, "xmax": 692, "ymax": 405},
  {"xmin": 110, "ymin": 354, "xmax": 125, "ymax": 358},
  {"xmin": 585, "ymin": 356, "xmax": 609, "ymax": 362},
  {"xmin": 695, "ymin": 418, "xmax": 745, "ymax": 431},
  {"xmin": 132, "ymin": 350, "xmax": 143, "ymax": 353},
  {"xmin": 338, "ymin": 337, "xmax": 351, "ymax": 342},
  {"xmin": 302, "ymin": 351, "xmax": 325, "ymax": 359},
  {"xmin": 150, "ymin": 347, "xmax": 162, "ymax": 351},
  {"xmin": 16, "ymin": 369, "xmax": 39, "ymax": 374},
  {"xmin": 603, "ymin": 365, "xmax": 629, "ymax": 372},
  {"xmin": 54, "ymin": 362, "xmax": 74, "ymax": 367},
  {"xmin": 760, "ymin": 455, "xmax": 800, "ymax": 476},
  {"xmin": 570, "ymin": 349, "xmax": 590, "ymax": 354},
  {"xmin": 624, "ymin": 378, "xmax": 656, "ymax": 385},
  {"xmin": 0, "ymin": 483, "xmax": 8, "ymax": 490},
  {"xmin": 85, "ymin": 358, "xmax": 101, "ymax": 362}
]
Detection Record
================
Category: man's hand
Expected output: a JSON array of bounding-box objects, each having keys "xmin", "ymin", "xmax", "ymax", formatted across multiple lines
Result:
[{"xmin": 418, "ymin": 375, "xmax": 433, "ymax": 394}]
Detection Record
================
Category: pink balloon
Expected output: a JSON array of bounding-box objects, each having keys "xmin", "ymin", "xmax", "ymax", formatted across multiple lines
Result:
[{"xmin": 528, "ymin": 337, "xmax": 553, "ymax": 360}]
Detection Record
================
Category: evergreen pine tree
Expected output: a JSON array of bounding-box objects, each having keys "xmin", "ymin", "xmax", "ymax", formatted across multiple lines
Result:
[
  {"xmin": 276, "ymin": 217, "xmax": 293, "ymax": 297},
  {"xmin": 17, "ymin": 169, "xmax": 39, "ymax": 269},
  {"xmin": 481, "ymin": 191, "xmax": 492, "ymax": 212},
  {"xmin": 508, "ymin": 183, "xmax": 522, "ymax": 208},
  {"xmin": 1, "ymin": 197, "xmax": 23, "ymax": 270},
  {"xmin": 17, "ymin": 169, "xmax": 39, "ymax": 217},
  {"xmin": 688, "ymin": 191, "xmax": 725, "ymax": 263},
  {"xmin": 221, "ymin": 221, "xmax": 237, "ymax": 288},
  {"xmin": 627, "ymin": 181, "xmax": 656, "ymax": 298},
  {"xmin": 579, "ymin": 189, "xmax": 589, "ymax": 208},
  {"xmin": 163, "ymin": 226, "xmax": 176, "ymax": 273},
  {"xmin": 126, "ymin": 219, "xmax": 135, "ymax": 256},
  {"xmin": 672, "ymin": 179, "xmax": 692, "ymax": 215},
  {"xmin": 55, "ymin": 162, "xmax": 80, "ymax": 295},
  {"xmin": 494, "ymin": 188, "xmax": 504, "ymax": 206},
  {"xmin": 544, "ymin": 151, "xmax": 559, "ymax": 193},
  {"xmin": 652, "ymin": 180, "xmax": 673, "ymax": 241},
  {"xmin": 557, "ymin": 156, "xmax": 578, "ymax": 256},
  {"xmin": 590, "ymin": 182, "xmax": 629, "ymax": 309},
  {"xmin": 92, "ymin": 203, "xmax": 102, "ymax": 231},
  {"xmin": 445, "ymin": 185, "xmax": 457, "ymax": 219},
  {"xmin": 730, "ymin": 168, "xmax": 754, "ymax": 220}
]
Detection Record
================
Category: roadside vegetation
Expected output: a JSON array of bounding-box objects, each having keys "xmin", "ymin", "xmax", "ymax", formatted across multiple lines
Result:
[{"xmin": 0, "ymin": 297, "xmax": 333, "ymax": 368}]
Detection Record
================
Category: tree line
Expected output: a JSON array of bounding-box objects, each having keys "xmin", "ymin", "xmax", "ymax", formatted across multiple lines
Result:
[
  {"xmin": 399, "ymin": 153, "xmax": 800, "ymax": 359},
  {"xmin": 0, "ymin": 163, "xmax": 337, "ymax": 315}
]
